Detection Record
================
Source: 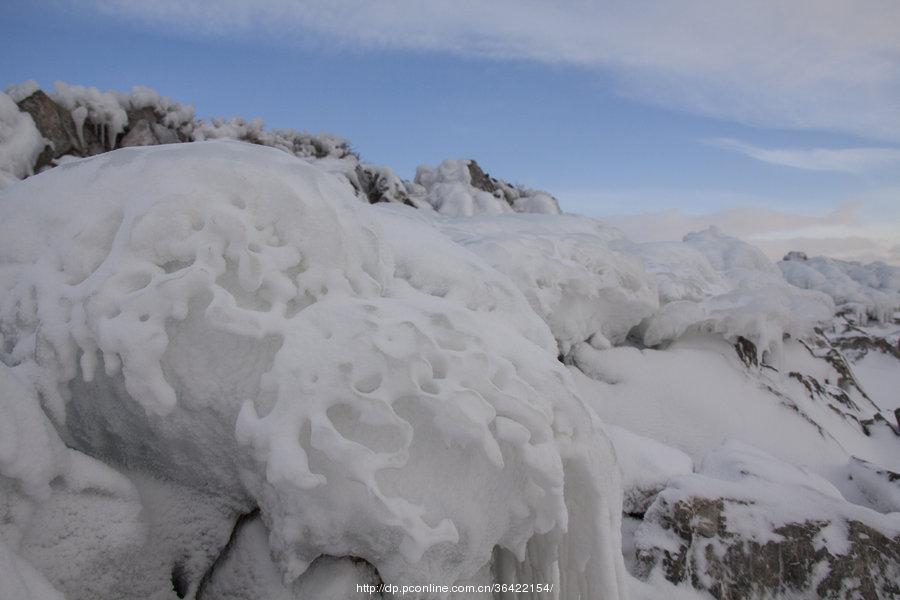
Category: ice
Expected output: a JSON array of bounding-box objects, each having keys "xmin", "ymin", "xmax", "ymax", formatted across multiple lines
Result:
[
  {"xmin": 52, "ymin": 82, "xmax": 128, "ymax": 149},
  {"xmin": 414, "ymin": 159, "xmax": 561, "ymax": 216},
  {"xmin": 4, "ymin": 80, "xmax": 40, "ymax": 104},
  {"xmin": 623, "ymin": 227, "xmax": 835, "ymax": 361},
  {"xmin": 0, "ymin": 92, "xmax": 45, "ymax": 180},
  {"xmin": 0, "ymin": 140, "xmax": 628, "ymax": 598},
  {"xmin": 437, "ymin": 213, "xmax": 658, "ymax": 355},
  {"xmin": 780, "ymin": 254, "xmax": 900, "ymax": 323}
]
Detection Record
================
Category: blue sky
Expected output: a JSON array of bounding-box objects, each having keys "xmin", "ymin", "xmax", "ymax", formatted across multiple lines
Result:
[{"xmin": 3, "ymin": 1, "xmax": 899, "ymax": 262}]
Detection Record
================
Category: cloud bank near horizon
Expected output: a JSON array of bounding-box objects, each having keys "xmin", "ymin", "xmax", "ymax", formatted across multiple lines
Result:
[
  {"xmin": 81, "ymin": 0, "xmax": 900, "ymax": 143},
  {"xmin": 601, "ymin": 201, "xmax": 900, "ymax": 266}
]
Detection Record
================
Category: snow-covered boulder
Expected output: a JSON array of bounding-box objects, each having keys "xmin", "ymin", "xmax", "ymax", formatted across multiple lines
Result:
[
  {"xmin": 414, "ymin": 159, "xmax": 561, "ymax": 216},
  {"xmin": 0, "ymin": 140, "xmax": 628, "ymax": 598},
  {"xmin": 635, "ymin": 441, "xmax": 900, "ymax": 599}
]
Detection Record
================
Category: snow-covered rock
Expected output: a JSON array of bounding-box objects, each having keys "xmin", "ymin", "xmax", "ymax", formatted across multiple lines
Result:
[
  {"xmin": 630, "ymin": 227, "xmax": 835, "ymax": 361},
  {"xmin": 0, "ymin": 92, "xmax": 45, "ymax": 180},
  {"xmin": 414, "ymin": 159, "xmax": 561, "ymax": 216},
  {"xmin": 780, "ymin": 255, "xmax": 900, "ymax": 324},
  {"xmin": 0, "ymin": 140, "xmax": 628, "ymax": 599},
  {"xmin": 635, "ymin": 441, "xmax": 900, "ymax": 599},
  {"xmin": 606, "ymin": 425, "xmax": 693, "ymax": 515}
]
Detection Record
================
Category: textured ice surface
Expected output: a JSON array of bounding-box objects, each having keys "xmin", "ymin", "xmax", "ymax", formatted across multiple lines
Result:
[
  {"xmin": 0, "ymin": 92, "xmax": 45, "ymax": 180},
  {"xmin": 438, "ymin": 213, "xmax": 657, "ymax": 355},
  {"xmin": 637, "ymin": 228, "xmax": 834, "ymax": 360},
  {"xmin": 0, "ymin": 140, "xmax": 627, "ymax": 598},
  {"xmin": 780, "ymin": 255, "xmax": 900, "ymax": 323}
]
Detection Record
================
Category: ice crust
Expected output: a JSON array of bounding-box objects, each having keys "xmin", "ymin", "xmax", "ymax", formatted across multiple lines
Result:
[
  {"xmin": 780, "ymin": 255, "xmax": 900, "ymax": 323},
  {"xmin": 0, "ymin": 93, "xmax": 45, "ymax": 181},
  {"xmin": 0, "ymin": 141, "xmax": 627, "ymax": 598}
]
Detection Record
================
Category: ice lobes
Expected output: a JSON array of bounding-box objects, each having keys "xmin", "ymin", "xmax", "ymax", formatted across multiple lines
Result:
[
  {"xmin": 439, "ymin": 214, "xmax": 658, "ymax": 355},
  {"xmin": 780, "ymin": 255, "xmax": 900, "ymax": 323},
  {"xmin": 628, "ymin": 227, "xmax": 835, "ymax": 358},
  {"xmin": 0, "ymin": 141, "xmax": 627, "ymax": 597}
]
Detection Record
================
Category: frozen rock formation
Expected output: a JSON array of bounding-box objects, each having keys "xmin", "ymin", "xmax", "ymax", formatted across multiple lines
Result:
[
  {"xmin": 635, "ymin": 442, "xmax": 900, "ymax": 600},
  {"xmin": 0, "ymin": 140, "xmax": 627, "ymax": 599}
]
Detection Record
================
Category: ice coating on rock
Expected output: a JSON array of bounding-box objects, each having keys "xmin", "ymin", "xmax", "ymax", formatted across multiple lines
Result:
[
  {"xmin": 780, "ymin": 255, "xmax": 900, "ymax": 323},
  {"xmin": 0, "ymin": 93, "xmax": 45, "ymax": 180},
  {"xmin": 626, "ymin": 227, "xmax": 835, "ymax": 360},
  {"xmin": 0, "ymin": 140, "xmax": 628, "ymax": 598},
  {"xmin": 52, "ymin": 82, "xmax": 128, "ymax": 149}
]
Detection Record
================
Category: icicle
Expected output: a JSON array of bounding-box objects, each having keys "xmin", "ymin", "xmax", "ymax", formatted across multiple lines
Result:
[{"xmin": 71, "ymin": 106, "xmax": 87, "ymax": 150}]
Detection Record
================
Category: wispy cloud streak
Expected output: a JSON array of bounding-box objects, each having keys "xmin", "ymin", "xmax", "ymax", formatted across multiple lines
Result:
[{"xmin": 77, "ymin": 0, "xmax": 900, "ymax": 141}]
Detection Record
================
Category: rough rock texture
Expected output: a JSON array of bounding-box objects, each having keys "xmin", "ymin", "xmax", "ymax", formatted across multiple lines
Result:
[
  {"xmin": 466, "ymin": 160, "xmax": 498, "ymax": 195},
  {"xmin": 640, "ymin": 496, "xmax": 899, "ymax": 600},
  {"xmin": 635, "ymin": 443, "xmax": 900, "ymax": 600},
  {"xmin": 15, "ymin": 90, "xmax": 80, "ymax": 168}
]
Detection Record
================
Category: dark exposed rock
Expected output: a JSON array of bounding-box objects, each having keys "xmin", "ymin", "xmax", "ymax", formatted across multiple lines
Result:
[
  {"xmin": 733, "ymin": 336, "xmax": 758, "ymax": 368},
  {"xmin": 783, "ymin": 250, "xmax": 808, "ymax": 261},
  {"xmin": 467, "ymin": 159, "xmax": 498, "ymax": 194},
  {"xmin": 638, "ymin": 495, "xmax": 900, "ymax": 599},
  {"xmin": 354, "ymin": 163, "xmax": 412, "ymax": 205},
  {"xmin": 16, "ymin": 90, "xmax": 81, "ymax": 166}
]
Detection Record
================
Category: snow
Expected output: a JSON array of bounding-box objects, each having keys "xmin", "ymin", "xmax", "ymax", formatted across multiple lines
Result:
[
  {"xmin": 606, "ymin": 425, "xmax": 693, "ymax": 514},
  {"xmin": 570, "ymin": 338, "xmax": 852, "ymax": 468},
  {"xmin": 52, "ymin": 82, "xmax": 128, "ymax": 149},
  {"xmin": 638, "ymin": 440, "xmax": 900, "ymax": 551},
  {"xmin": 0, "ymin": 93, "xmax": 45, "ymax": 180},
  {"xmin": 852, "ymin": 349, "xmax": 900, "ymax": 412},
  {"xmin": 628, "ymin": 228, "xmax": 835, "ymax": 361},
  {"xmin": 780, "ymin": 255, "xmax": 900, "ymax": 323},
  {"xmin": 415, "ymin": 159, "xmax": 512, "ymax": 216},
  {"xmin": 118, "ymin": 85, "xmax": 195, "ymax": 131},
  {"xmin": 0, "ymin": 140, "xmax": 628, "ymax": 599},
  {"xmin": 413, "ymin": 159, "xmax": 561, "ymax": 216},
  {"xmin": 4, "ymin": 80, "xmax": 40, "ymax": 104},
  {"xmin": 818, "ymin": 457, "xmax": 900, "ymax": 515},
  {"xmin": 437, "ymin": 213, "xmax": 658, "ymax": 355},
  {"xmin": 2, "ymin": 82, "xmax": 900, "ymax": 598}
]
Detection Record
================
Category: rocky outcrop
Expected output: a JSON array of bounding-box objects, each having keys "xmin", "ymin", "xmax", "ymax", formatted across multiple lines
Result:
[
  {"xmin": 15, "ymin": 90, "xmax": 81, "ymax": 168},
  {"xmin": 635, "ymin": 442, "xmax": 900, "ymax": 600},
  {"xmin": 3, "ymin": 82, "xmax": 560, "ymax": 216}
]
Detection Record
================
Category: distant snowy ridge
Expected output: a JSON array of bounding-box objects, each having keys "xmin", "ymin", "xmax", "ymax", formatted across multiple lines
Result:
[{"xmin": 1, "ymin": 82, "xmax": 899, "ymax": 600}]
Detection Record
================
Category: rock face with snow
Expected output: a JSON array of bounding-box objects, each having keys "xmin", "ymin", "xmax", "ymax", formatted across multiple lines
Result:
[
  {"xmin": 1, "ymin": 81, "xmax": 559, "ymax": 217},
  {"xmin": 2, "ymin": 80, "xmax": 900, "ymax": 600},
  {"xmin": 635, "ymin": 442, "xmax": 900, "ymax": 600}
]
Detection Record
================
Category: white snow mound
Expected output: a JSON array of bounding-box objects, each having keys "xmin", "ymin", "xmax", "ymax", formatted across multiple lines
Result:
[{"xmin": 0, "ymin": 140, "xmax": 627, "ymax": 598}]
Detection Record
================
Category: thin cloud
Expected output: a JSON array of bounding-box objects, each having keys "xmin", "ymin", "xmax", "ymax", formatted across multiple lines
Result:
[
  {"xmin": 75, "ymin": 0, "xmax": 900, "ymax": 142},
  {"xmin": 708, "ymin": 138, "xmax": 900, "ymax": 174},
  {"xmin": 601, "ymin": 201, "xmax": 900, "ymax": 265}
]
